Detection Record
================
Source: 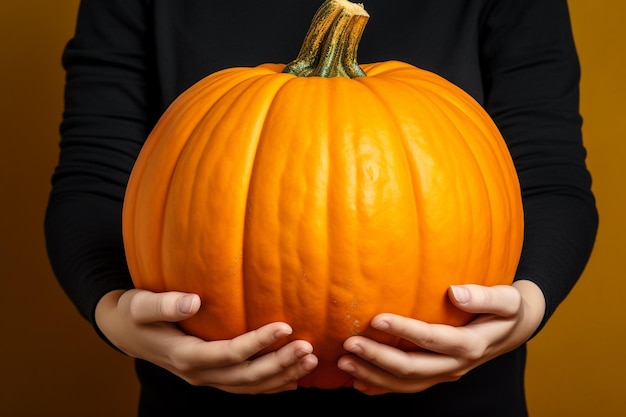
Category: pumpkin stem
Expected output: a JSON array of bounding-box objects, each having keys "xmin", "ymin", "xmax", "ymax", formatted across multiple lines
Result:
[{"xmin": 283, "ymin": 0, "xmax": 369, "ymax": 78}]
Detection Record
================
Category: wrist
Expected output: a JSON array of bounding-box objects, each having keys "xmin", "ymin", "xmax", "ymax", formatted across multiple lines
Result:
[
  {"xmin": 512, "ymin": 279, "xmax": 546, "ymax": 339},
  {"xmin": 94, "ymin": 289, "xmax": 127, "ymax": 352}
]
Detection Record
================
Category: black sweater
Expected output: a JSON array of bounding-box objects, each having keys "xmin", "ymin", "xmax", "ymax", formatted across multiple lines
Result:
[{"xmin": 45, "ymin": 0, "xmax": 598, "ymax": 415}]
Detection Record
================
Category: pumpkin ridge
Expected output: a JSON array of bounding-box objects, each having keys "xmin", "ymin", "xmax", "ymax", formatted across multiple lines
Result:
[
  {"xmin": 325, "ymin": 77, "xmax": 420, "ymax": 345},
  {"xmin": 410, "ymin": 84, "xmax": 497, "ymax": 285},
  {"xmin": 256, "ymin": 77, "xmax": 334, "ymax": 351},
  {"xmin": 432, "ymin": 102, "xmax": 516, "ymax": 281},
  {"xmin": 186, "ymin": 70, "xmax": 294, "ymax": 338},
  {"xmin": 354, "ymin": 75, "xmax": 429, "ymax": 315},
  {"xmin": 125, "ymin": 74, "xmax": 244, "ymax": 290},
  {"xmin": 409, "ymin": 81, "xmax": 523, "ymax": 281},
  {"xmin": 400, "ymin": 74, "xmax": 522, "ymax": 286},
  {"xmin": 425, "ymin": 93, "xmax": 494, "ymax": 278},
  {"xmin": 435, "ymin": 97, "xmax": 523, "ymax": 277},
  {"xmin": 158, "ymin": 69, "xmax": 279, "ymax": 293},
  {"xmin": 357, "ymin": 75, "xmax": 460, "ymax": 322},
  {"xmin": 162, "ymin": 79, "xmax": 249, "ymax": 287},
  {"xmin": 124, "ymin": 67, "xmax": 272, "ymax": 290},
  {"xmin": 180, "ymin": 70, "xmax": 295, "ymax": 336},
  {"xmin": 358, "ymin": 71, "xmax": 503, "ymax": 322}
]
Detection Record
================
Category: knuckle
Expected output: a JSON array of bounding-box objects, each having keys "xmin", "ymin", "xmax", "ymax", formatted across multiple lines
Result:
[
  {"xmin": 237, "ymin": 364, "xmax": 261, "ymax": 386},
  {"xmin": 455, "ymin": 332, "xmax": 488, "ymax": 361},
  {"xmin": 168, "ymin": 352, "xmax": 195, "ymax": 374},
  {"xmin": 503, "ymin": 286, "xmax": 523, "ymax": 316},
  {"xmin": 182, "ymin": 374, "xmax": 204, "ymax": 386},
  {"xmin": 127, "ymin": 294, "xmax": 145, "ymax": 320},
  {"xmin": 447, "ymin": 369, "xmax": 466, "ymax": 382},
  {"xmin": 157, "ymin": 294, "xmax": 179, "ymax": 317},
  {"xmin": 415, "ymin": 330, "xmax": 438, "ymax": 350},
  {"xmin": 223, "ymin": 340, "xmax": 249, "ymax": 363},
  {"xmin": 461, "ymin": 347, "xmax": 485, "ymax": 362},
  {"xmin": 396, "ymin": 364, "xmax": 418, "ymax": 379}
]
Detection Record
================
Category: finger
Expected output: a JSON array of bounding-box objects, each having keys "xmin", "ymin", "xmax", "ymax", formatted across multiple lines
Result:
[
  {"xmin": 342, "ymin": 333, "xmax": 463, "ymax": 376},
  {"xmin": 221, "ymin": 340, "xmax": 318, "ymax": 390},
  {"xmin": 172, "ymin": 322, "xmax": 296, "ymax": 368},
  {"xmin": 338, "ymin": 345, "xmax": 460, "ymax": 394},
  {"xmin": 256, "ymin": 348, "xmax": 319, "ymax": 394},
  {"xmin": 368, "ymin": 313, "xmax": 483, "ymax": 356},
  {"xmin": 126, "ymin": 289, "xmax": 201, "ymax": 324},
  {"xmin": 182, "ymin": 339, "xmax": 318, "ymax": 393},
  {"xmin": 448, "ymin": 284, "xmax": 522, "ymax": 317},
  {"xmin": 157, "ymin": 322, "xmax": 316, "ymax": 392}
]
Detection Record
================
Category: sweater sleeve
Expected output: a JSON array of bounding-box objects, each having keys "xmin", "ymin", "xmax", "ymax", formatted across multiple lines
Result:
[
  {"xmin": 479, "ymin": 0, "xmax": 598, "ymax": 329},
  {"xmin": 44, "ymin": 0, "xmax": 156, "ymax": 328}
]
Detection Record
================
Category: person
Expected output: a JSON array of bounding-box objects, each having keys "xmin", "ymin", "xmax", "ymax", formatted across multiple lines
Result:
[{"xmin": 44, "ymin": 0, "xmax": 598, "ymax": 415}]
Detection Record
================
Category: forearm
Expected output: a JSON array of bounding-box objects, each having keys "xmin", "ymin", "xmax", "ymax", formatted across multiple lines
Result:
[
  {"xmin": 44, "ymin": 193, "xmax": 134, "ymax": 323},
  {"xmin": 45, "ymin": 0, "xmax": 155, "ymax": 328},
  {"xmin": 481, "ymin": 0, "xmax": 598, "ymax": 328}
]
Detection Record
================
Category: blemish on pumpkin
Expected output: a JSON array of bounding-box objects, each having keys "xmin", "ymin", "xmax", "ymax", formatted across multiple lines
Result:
[
  {"xmin": 342, "ymin": 296, "xmax": 360, "ymax": 324},
  {"xmin": 349, "ymin": 319, "xmax": 362, "ymax": 335},
  {"xmin": 224, "ymin": 266, "xmax": 236, "ymax": 278},
  {"xmin": 223, "ymin": 251, "xmax": 244, "ymax": 278},
  {"xmin": 364, "ymin": 162, "xmax": 379, "ymax": 182},
  {"xmin": 343, "ymin": 276, "xmax": 353, "ymax": 289},
  {"xmin": 299, "ymin": 267, "xmax": 309, "ymax": 282}
]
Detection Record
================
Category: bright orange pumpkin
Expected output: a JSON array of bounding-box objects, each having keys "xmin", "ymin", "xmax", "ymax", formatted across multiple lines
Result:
[{"xmin": 122, "ymin": 0, "xmax": 524, "ymax": 389}]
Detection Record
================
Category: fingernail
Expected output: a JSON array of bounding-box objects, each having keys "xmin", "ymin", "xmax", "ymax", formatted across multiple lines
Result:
[
  {"xmin": 295, "ymin": 344, "xmax": 313, "ymax": 358},
  {"xmin": 273, "ymin": 326, "xmax": 292, "ymax": 339},
  {"xmin": 372, "ymin": 318, "xmax": 389, "ymax": 331},
  {"xmin": 178, "ymin": 294, "xmax": 197, "ymax": 314},
  {"xmin": 450, "ymin": 285, "xmax": 470, "ymax": 304},
  {"xmin": 345, "ymin": 342, "xmax": 363, "ymax": 355},
  {"xmin": 338, "ymin": 361, "xmax": 355, "ymax": 373}
]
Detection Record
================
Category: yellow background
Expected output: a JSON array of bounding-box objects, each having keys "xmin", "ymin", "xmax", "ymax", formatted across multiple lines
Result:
[{"xmin": 0, "ymin": 1, "xmax": 623, "ymax": 416}]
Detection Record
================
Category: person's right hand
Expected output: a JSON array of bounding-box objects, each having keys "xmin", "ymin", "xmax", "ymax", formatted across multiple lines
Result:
[{"xmin": 95, "ymin": 289, "xmax": 318, "ymax": 394}]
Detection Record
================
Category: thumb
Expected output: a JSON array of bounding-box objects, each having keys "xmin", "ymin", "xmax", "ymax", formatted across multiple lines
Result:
[
  {"xmin": 126, "ymin": 289, "xmax": 201, "ymax": 324},
  {"xmin": 448, "ymin": 284, "xmax": 521, "ymax": 317}
]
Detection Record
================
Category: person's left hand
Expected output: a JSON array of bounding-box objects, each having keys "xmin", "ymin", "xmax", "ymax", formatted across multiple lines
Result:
[{"xmin": 337, "ymin": 279, "xmax": 546, "ymax": 395}]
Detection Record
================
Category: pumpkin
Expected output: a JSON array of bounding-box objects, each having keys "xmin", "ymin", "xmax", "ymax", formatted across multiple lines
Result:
[{"xmin": 122, "ymin": 0, "xmax": 524, "ymax": 389}]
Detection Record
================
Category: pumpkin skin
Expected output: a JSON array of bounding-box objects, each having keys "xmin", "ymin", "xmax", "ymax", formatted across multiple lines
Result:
[{"xmin": 122, "ymin": 0, "xmax": 523, "ymax": 389}]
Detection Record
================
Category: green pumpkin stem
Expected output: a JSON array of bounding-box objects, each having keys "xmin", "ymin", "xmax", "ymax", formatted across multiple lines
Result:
[{"xmin": 283, "ymin": 0, "xmax": 369, "ymax": 78}]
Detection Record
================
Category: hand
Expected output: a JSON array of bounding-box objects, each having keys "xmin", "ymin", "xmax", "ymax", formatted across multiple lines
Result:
[
  {"xmin": 95, "ymin": 289, "xmax": 318, "ymax": 394},
  {"xmin": 337, "ymin": 279, "xmax": 546, "ymax": 394}
]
